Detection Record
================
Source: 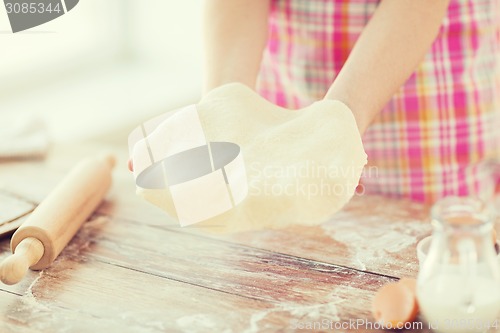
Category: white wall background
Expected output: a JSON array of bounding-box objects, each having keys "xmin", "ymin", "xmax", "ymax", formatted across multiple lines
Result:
[{"xmin": 0, "ymin": 0, "xmax": 203, "ymax": 142}]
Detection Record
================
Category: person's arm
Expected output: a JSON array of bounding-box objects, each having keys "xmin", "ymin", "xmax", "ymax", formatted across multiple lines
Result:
[
  {"xmin": 202, "ymin": 0, "xmax": 270, "ymax": 94},
  {"xmin": 325, "ymin": 0, "xmax": 451, "ymax": 134}
]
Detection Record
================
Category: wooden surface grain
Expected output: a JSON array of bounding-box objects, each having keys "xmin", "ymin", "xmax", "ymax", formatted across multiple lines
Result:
[{"xmin": 0, "ymin": 143, "xmax": 497, "ymax": 333}]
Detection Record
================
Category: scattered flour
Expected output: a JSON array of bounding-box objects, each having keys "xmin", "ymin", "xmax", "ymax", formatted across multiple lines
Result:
[
  {"xmin": 242, "ymin": 295, "xmax": 343, "ymax": 333},
  {"xmin": 321, "ymin": 218, "xmax": 419, "ymax": 271},
  {"xmin": 176, "ymin": 313, "xmax": 220, "ymax": 333}
]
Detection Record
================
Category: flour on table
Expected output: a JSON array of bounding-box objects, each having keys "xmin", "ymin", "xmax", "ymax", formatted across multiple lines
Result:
[
  {"xmin": 243, "ymin": 296, "xmax": 342, "ymax": 333},
  {"xmin": 322, "ymin": 218, "xmax": 418, "ymax": 271}
]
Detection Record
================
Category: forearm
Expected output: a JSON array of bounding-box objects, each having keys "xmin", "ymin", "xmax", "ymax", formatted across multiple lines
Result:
[
  {"xmin": 325, "ymin": 0, "xmax": 451, "ymax": 134},
  {"xmin": 202, "ymin": 0, "xmax": 270, "ymax": 94}
]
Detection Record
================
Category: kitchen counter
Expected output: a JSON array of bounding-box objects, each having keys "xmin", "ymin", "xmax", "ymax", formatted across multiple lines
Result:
[{"xmin": 0, "ymin": 142, "xmax": 497, "ymax": 333}]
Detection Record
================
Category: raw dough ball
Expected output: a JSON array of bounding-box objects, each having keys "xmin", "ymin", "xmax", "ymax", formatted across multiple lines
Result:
[{"xmin": 137, "ymin": 83, "xmax": 367, "ymax": 233}]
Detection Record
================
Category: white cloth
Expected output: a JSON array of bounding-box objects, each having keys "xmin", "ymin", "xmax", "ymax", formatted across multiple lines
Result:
[{"xmin": 0, "ymin": 114, "xmax": 49, "ymax": 159}]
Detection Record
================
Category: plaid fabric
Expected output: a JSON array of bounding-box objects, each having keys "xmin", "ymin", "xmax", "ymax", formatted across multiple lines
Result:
[{"xmin": 257, "ymin": 0, "xmax": 500, "ymax": 203}]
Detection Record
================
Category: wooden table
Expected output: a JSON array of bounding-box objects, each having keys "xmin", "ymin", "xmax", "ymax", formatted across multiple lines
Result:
[{"xmin": 0, "ymin": 142, "xmax": 497, "ymax": 333}]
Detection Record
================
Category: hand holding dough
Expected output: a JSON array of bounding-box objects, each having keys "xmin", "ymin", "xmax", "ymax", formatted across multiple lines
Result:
[{"xmin": 130, "ymin": 83, "xmax": 367, "ymax": 233}]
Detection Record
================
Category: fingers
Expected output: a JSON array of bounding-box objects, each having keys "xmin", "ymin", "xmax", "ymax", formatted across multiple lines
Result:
[{"xmin": 128, "ymin": 159, "xmax": 134, "ymax": 172}]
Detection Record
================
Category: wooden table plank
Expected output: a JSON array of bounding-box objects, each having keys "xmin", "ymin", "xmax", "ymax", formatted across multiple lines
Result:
[
  {"xmin": 0, "ymin": 143, "xmax": 496, "ymax": 333},
  {"xmin": 212, "ymin": 195, "xmax": 433, "ymax": 279},
  {"xmin": 0, "ymin": 247, "xmax": 395, "ymax": 333},
  {"xmin": 65, "ymin": 216, "xmax": 395, "ymax": 304},
  {"xmin": 0, "ymin": 213, "xmax": 419, "ymax": 333},
  {"xmin": 1, "ymin": 143, "xmax": 497, "ymax": 281},
  {"xmin": 0, "ymin": 164, "xmax": 432, "ymax": 280}
]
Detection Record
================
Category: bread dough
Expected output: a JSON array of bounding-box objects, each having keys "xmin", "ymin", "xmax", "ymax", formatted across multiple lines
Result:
[{"xmin": 132, "ymin": 83, "xmax": 367, "ymax": 233}]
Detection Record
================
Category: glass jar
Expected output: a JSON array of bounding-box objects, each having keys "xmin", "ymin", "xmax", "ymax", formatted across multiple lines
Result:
[{"xmin": 417, "ymin": 197, "xmax": 500, "ymax": 333}]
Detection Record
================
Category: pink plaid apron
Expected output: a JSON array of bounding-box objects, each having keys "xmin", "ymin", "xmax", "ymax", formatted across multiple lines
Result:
[{"xmin": 257, "ymin": 0, "xmax": 500, "ymax": 203}]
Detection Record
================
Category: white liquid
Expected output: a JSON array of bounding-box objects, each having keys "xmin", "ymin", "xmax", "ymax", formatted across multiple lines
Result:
[{"xmin": 418, "ymin": 276, "xmax": 500, "ymax": 333}]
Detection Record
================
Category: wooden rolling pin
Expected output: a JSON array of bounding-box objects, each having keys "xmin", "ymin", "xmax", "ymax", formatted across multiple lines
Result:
[{"xmin": 0, "ymin": 154, "xmax": 115, "ymax": 285}]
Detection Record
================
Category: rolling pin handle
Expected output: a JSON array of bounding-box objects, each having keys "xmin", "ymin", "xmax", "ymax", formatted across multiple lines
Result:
[{"xmin": 0, "ymin": 237, "xmax": 44, "ymax": 285}]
